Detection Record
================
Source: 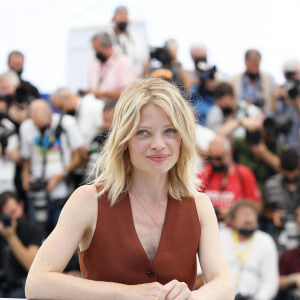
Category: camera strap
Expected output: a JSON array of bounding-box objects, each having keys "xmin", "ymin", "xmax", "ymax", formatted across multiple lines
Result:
[
  {"xmin": 232, "ymin": 230, "xmax": 254, "ymax": 287},
  {"xmin": 39, "ymin": 114, "xmax": 65, "ymax": 180}
]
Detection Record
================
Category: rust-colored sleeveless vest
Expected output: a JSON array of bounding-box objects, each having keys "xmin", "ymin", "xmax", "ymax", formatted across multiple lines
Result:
[{"xmin": 78, "ymin": 192, "xmax": 201, "ymax": 290}]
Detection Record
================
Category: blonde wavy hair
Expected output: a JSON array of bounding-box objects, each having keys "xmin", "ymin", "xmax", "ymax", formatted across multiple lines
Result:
[{"xmin": 93, "ymin": 77, "xmax": 199, "ymax": 205}]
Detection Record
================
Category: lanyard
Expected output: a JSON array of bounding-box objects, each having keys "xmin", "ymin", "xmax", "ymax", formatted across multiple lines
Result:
[{"xmin": 232, "ymin": 230, "xmax": 253, "ymax": 286}]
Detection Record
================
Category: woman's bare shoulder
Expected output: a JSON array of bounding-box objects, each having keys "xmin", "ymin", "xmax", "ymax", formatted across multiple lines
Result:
[
  {"xmin": 194, "ymin": 191, "xmax": 212, "ymax": 206},
  {"xmin": 61, "ymin": 184, "xmax": 98, "ymax": 222},
  {"xmin": 67, "ymin": 184, "xmax": 98, "ymax": 205},
  {"xmin": 193, "ymin": 192, "xmax": 216, "ymax": 225}
]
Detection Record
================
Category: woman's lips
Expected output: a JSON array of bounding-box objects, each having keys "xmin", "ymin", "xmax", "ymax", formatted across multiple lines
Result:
[{"xmin": 147, "ymin": 154, "xmax": 169, "ymax": 162}]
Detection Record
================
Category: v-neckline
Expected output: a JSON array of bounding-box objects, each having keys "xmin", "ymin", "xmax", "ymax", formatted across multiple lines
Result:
[{"xmin": 127, "ymin": 192, "xmax": 170, "ymax": 265}]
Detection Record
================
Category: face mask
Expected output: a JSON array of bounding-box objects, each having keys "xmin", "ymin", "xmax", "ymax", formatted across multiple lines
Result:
[
  {"xmin": 212, "ymin": 164, "xmax": 227, "ymax": 173},
  {"xmin": 96, "ymin": 52, "xmax": 108, "ymax": 63},
  {"xmin": 221, "ymin": 106, "xmax": 234, "ymax": 117},
  {"xmin": 237, "ymin": 227, "xmax": 256, "ymax": 237},
  {"xmin": 117, "ymin": 22, "xmax": 128, "ymax": 32},
  {"xmin": 16, "ymin": 69, "xmax": 23, "ymax": 78},
  {"xmin": 66, "ymin": 109, "xmax": 76, "ymax": 117},
  {"xmin": 247, "ymin": 72, "xmax": 259, "ymax": 80},
  {"xmin": 283, "ymin": 176, "xmax": 299, "ymax": 184}
]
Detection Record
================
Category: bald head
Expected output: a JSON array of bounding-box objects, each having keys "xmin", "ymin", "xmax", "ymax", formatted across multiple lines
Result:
[
  {"xmin": 208, "ymin": 135, "xmax": 232, "ymax": 171},
  {"xmin": 30, "ymin": 99, "xmax": 52, "ymax": 129},
  {"xmin": 208, "ymin": 135, "xmax": 231, "ymax": 157}
]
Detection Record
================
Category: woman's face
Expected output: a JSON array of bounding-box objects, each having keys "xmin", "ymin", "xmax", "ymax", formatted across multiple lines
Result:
[{"xmin": 127, "ymin": 103, "xmax": 181, "ymax": 177}]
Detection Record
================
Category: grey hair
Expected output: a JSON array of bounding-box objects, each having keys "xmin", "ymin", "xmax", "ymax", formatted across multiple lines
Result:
[
  {"xmin": 113, "ymin": 5, "xmax": 128, "ymax": 15},
  {"xmin": 51, "ymin": 87, "xmax": 72, "ymax": 101},
  {"xmin": 282, "ymin": 58, "xmax": 300, "ymax": 73},
  {"xmin": 0, "ymin": 70, "xmax": 20, "ymax": 86},
  {"xmin": 92, "ymin": 32, "xmax": 112, "ymax": 47}
]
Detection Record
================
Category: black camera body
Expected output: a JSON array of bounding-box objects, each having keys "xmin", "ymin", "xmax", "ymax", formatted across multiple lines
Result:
[
  {"xmin": 285, "ymin": 79, "xmax": 300, "ymax": 100},
  {"xmin": 234, "ymin": 294, "xmax": 251, "ymax": 300},
  {"xmin": 245, "ymin": 114, "xmax": 293, "ymax": 146},
  {"xmin": 150, "ymin": 47, "xmax": 172, "ymax": 66},
  {"xmin": 196, "ymin": 61, "xmax": 217, "ymax": 80},
  {"xmin": 29, "ymin": 178, "xmax": 48, "ymax": 192},
  {"xmin": 0, "ymin": 213, "xmax": 12, "ymax": 227}
]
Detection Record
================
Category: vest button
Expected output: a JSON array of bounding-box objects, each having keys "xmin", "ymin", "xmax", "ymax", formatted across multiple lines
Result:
[{"xmin": 146, "ymin": 269, "xmax": 155, "ymax": 277}]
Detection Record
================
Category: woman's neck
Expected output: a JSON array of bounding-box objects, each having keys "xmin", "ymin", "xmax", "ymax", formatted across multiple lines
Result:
[{"xmin": 130, "ymin": 172, "xmax": 168, "ymax": 203}]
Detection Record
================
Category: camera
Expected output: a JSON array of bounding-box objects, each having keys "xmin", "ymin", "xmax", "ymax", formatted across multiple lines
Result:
[
  {"xmin": 150, "ymin": 47, "xmax": 172, "ymax": 66},
  {"xmin": 245, "ymin": 114, "xmax": 293, "ymax": 146},
  {"xmin": 0, "ymin": 124, "xmax": 15, "ymax": 153},
  {"xmin": 0, "ymin": 213, "xmax": 12, "ymax": 227},
  {"xmin": 284, "ymin": 79, "xmax": 300, "ymax": 100},
  {"xmin": 195, "ymin": 60, "xmax": 217, "ymax": 80},
  {"xmin": 278, "ymin": 212, "xmax": 300, "ymax": 251},
  {"xmin": 235, "ymin": 294, "xmax": 251, "ymax": 300},
  {"xmin": 194, "ymin": 59, "xmax": 217, "ymax": 93},
  {"xmin": 29, "ymin": 178, "xmax": 48, "ymax": 192}
]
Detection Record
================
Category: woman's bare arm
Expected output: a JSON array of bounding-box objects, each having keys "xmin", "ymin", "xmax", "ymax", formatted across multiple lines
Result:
[{"xmin": 192, "ymin": 193, "xmax": 235, "ymax": 299}]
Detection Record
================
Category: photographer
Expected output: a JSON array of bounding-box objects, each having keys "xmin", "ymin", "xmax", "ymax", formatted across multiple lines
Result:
[
  {"xmin": 197, "ymin": 135, "xmax": 262, "ymax": 222},
  {"xmin": 0, "ymin": 191, "xmax": 43, "ymax": 298},
  {"xmin": 206, "ymin": 82, "xmax": 263, "ymax": 137},
  {"xmin": 220, "ymin": 201, "xmax": 279, "ymax": 300},
  {"xmin": 7, "ymin": 50, "xmax": 40, "ymax": 102},
  {"xmin": 268, "ymin": 59, "xmax": 300, "ymax": 156},
  {"xmin": 279, "ymin": 207, "xmax": 300, "ymax": 300},
  {"xmin": 20, "ymin": 100, "xmax": 83, "ymax": 234},
  {"xmin": 109, "ymin": 5, "xmax": 150, "ymax": 77},
  {"xmin": 229, "ymin": 49, "xmax": 274, "ymax": 110},
  {"xmin": 0, "ymin": 71, "xmax": 29, "ymax": 129},
  {"xmin": 51, "ymin": 87, "xmax": 105, "ymax": 187},
  {"xmin": 265, "ymin": 148, "xmax": 300, "ymax": 252},
  {"xmin": 190, "ymin": 42, "xmax": 223, "ymax": 124},
  {"xmin": 88, "ymin": 32, "xmax": 137, "ymax": 102},
  {"xmin": 0, "ymin": 111, "xmax": 20, "ymax": 193}
]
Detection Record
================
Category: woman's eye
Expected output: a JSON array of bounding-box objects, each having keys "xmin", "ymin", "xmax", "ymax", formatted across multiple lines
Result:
[
  {"xmin": 136, "ymin": 130, "xmax": 148, "ymax": 136},
  {"xmin": 165, "ymin": 128, "xmax": 177, "ymax": 134}
]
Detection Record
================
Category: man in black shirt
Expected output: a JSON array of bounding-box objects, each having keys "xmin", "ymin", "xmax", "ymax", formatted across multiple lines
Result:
[
  {"xmin": 7, "ymin": 50, "xmax": 40, "ymax": 104},
  {"xmin": 0, "ymin": 191, "xmax": 43, "ymax": 298}
]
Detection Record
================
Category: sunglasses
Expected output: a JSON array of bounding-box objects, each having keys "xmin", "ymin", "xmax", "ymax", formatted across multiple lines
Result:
[{"xmin": 208, "ymin": 156, "xmax": 223, "ymax": 162}]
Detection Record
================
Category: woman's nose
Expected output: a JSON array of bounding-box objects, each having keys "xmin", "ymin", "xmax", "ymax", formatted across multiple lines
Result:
[{"xmin": 151, "ymin": 133, "xmax": 166, "ymax": 150}]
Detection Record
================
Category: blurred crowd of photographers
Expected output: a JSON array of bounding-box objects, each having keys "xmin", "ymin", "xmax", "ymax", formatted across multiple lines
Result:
[{"xmin": 1, "ymin": 4, "xmax": 300, "ymax": 299}]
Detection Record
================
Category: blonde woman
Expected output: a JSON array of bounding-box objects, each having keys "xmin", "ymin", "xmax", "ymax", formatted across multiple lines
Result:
[{"xmin": 25, "ymin": 78, "xmax": 234, "ymax": 300}]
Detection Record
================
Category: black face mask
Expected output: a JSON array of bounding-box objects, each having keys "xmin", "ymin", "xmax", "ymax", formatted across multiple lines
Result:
[
  {"xmin": 237, "ymin": 227, "xmax": 256, "ymax": 237},
  {"xmin": 16, "ymin": 69, "xmax": 23, "ymax": 78},
  {"xmin": 212, "ymin": 164, "xmax": 228, "ymax": 173},
  {"xmin": 221, "ymin": 106, "xmax": 234, "ymax": 117},
  {"xmin": 283, "ymin": 176, "xmax": 299, "ymax": 184},
  {"xmin": 66, "ymin": 109, "xmax": 76, "ymax": 117},
  {"xmin": 96, "ymin": 52, "xmax": 108, "ymax": 63},
  {"xmin": 117, "ymin": 22, "xmax": 128, "ymax": 32},
  {"xmin": 247, "ymin": 72, "xmax": 259, "ymax": 80}
]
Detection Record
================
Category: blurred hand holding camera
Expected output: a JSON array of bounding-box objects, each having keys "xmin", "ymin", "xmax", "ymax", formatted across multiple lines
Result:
[
  {"xmin": 46, "ymin": 173, "xmax": 65, "ymax": 192},
  {"xmin": 241, "ymin": 117, "xmax": 262, "ymax": 132},
  {"xmin": 0, "ymin": 217, "xmax": 17, "ymax": 240}
]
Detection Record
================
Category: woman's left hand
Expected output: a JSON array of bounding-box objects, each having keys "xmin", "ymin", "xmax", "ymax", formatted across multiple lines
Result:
[{"xmin": 157, "ymin": 280, "xmax": 196, "ymax": 300}]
